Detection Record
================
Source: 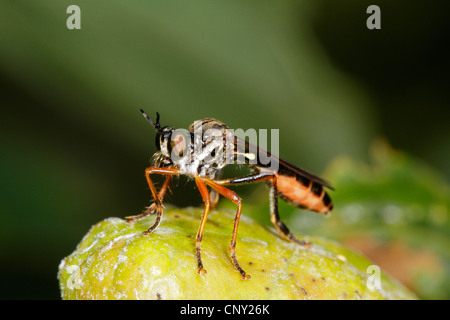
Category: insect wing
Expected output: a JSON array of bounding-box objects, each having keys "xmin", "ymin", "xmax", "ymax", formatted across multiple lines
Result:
[{"xmin": 233, "ymin": 136, "xmax": 334, "ymax": 190}]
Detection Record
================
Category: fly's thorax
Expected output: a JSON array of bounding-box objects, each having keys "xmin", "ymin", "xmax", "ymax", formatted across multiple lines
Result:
[
  {"xmin": 161, "ymin": 118, "xmax": 234, "ymax": 178},
  {"xmin": 191, "ymin": 118, "xmax": 235, "ymax": 177}
]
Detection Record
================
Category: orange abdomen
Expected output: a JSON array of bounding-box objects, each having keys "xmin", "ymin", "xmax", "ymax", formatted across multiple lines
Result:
[{"xmin": 275, "ymin": 173, "xmax": 333, "ymax": 214}]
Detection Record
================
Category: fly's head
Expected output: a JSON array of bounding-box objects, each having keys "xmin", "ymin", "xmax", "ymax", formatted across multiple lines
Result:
[{"xmin": 140, "ymin": 110, "xmax": 191, "ymax": 167}]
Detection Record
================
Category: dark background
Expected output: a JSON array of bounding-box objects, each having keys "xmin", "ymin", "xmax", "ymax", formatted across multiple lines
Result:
[{"xmin": 0, "ymin": 1, "xmax": 448, "ymax": 299}]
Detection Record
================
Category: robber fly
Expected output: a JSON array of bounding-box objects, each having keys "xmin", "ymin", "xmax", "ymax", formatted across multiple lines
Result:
[{"xmin": 126, "ymin": 110, "xmax": 333, "ymax": 280}]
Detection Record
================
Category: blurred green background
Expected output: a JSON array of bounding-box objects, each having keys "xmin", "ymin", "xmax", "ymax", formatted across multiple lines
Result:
[{"xmin": 1, "ymin": 0, "xmax": 448, "ymax": 299}]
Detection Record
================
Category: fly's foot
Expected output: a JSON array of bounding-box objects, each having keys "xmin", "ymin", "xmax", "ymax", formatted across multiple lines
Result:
[
  {"xmin": 240, "ymin": 273, "xmax": 251, "ymax": 280},
  {"xmin": 288, "ymin": 233, "xmax": 311, "ymax": 248},
  {"xmin": 293, "ymin": 238, "xmax": 312, "ymax": 248},
  {"xmin": 196, "ymin": 267, "xmax": 207, "ymax": 276},
  {"xmin": 195, "ymin": 244, "xmax": 207, "ymax": 276},
  {"xmin": 301, "ymin": 241, "xmax": 312, "ymax": 248},
  {"xmin": 235, "ymin": 263, "xmax": 251, "ymax": 280},
  {"xmin": 125, "ymin": 201, "xmax": 164, "ymax": 223},
  {"xmin": 229, "ymin": 247, "xmax": 251, "ymax": 280},
  {"xmin": 141, "ymin": 201, "xmax": 164, "ymax": 235},
  {"xmin": 125, "ymin": 212, "xmax": 149, "ymax": 223},
  {"xmin": 125, "ymin": 205, "xmax": 155, "ymax": 223}
]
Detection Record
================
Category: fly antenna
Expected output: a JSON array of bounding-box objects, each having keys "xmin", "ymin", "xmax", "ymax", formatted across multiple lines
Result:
[{"xmin": 140, "ymin": 109, "xmax": 161, "ymax": 132}]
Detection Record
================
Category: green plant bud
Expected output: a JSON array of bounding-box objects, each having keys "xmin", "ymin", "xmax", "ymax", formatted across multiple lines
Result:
[{"xmin": 58, "ymin": 208, "xmax": 416, "ymax": 300}]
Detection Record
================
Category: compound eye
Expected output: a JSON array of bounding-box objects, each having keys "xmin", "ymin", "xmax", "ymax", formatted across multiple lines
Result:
[{"xmin": 170, "ymin": 132, "xmax": 187, "ymax": 158}]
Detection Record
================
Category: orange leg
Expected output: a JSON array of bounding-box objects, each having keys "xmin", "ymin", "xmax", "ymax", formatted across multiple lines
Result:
[
  {"xmin": 126, "ymin": 175, "xmax": 172, "ymax": 223},
  {"xmin": 203, "ymin": 179, "xmax": 250, "ymax": 280},
  {"xmin": 194, "ymin": 177, "xmax": 210, "ymax": 275},
  {"xmin": 209, "ymin": 169, "xmax": 223, "ymax": 209},
  {"xmin": 128, "ymin": 166, "xmax": 182, "ymax": 234},
  {"xmin": 214, "ymin": 173, "xmax": 310, "ymax": 247},
  {"xmin": 209, "ymin": 189, "xmax": 220, "ymax": 209}
]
